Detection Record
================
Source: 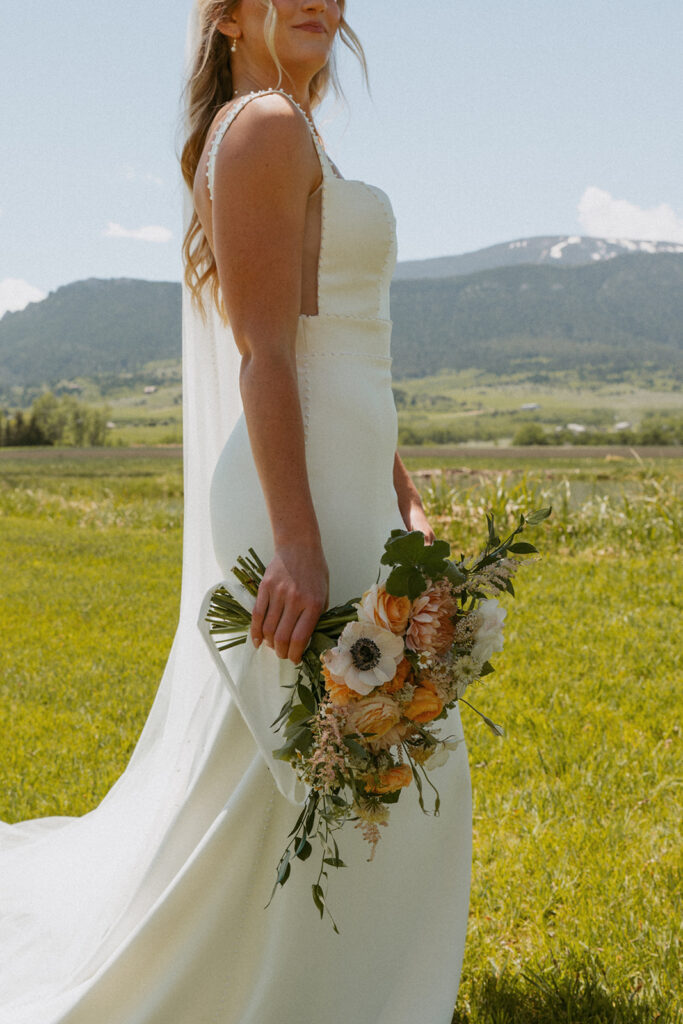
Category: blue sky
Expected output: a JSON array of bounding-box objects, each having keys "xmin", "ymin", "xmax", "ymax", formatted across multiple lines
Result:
[{"xmin": 1, "ymin": 0, "xmax": 682, "ymax": 316}]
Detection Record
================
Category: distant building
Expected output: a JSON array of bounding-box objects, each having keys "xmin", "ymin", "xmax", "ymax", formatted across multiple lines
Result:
[
  {"xmin": 566, "ymin": 422, "xmax": 586, "ymax": 434},
  {"xmin": 520, "ymin": 402, "xmax": 541, "ymax": 410},
  {"xmin": 143, "ymin": 385, "xmax": 158, "ymax": 395},
  {"xmin": 614, "ymin": 421, "xmax": 632, "ymax": 431}
]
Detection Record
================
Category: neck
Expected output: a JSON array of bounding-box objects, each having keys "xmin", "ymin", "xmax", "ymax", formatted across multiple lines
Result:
[{"xmin": 231, "ymin": 67, "xmax": 313, "ymax": 117}]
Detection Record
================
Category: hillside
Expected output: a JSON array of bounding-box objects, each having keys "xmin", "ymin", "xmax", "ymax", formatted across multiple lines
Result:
[
  {"xmin": 389, "ymin": 252, "xmax": 683, "ymax": 378},
  {"xmin": 0, "ymin": 279, "xmax": 181, "ymax": 389},
  {"xmin": 1, "ymin": 246, "xmax": 681, "ymax": 393}
]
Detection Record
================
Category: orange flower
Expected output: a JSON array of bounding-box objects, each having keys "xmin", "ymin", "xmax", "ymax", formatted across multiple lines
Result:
[
  {"xmin": 404, "ymin": 686, "xmax": 444, "ymax": 724},
  {"xmin": 344, "ymin": 693, "xmax": 402, "ymax": 739},
  {"xmin": 381, "ymin": 656, "xmax": 414, "ymax": 694},
  {"xmin": 364, "ymin": 764, "xmax": 413, "ymax": 794},
  {"xmin": 418, "ymin": 675, "xmax": 439, "ymax": 695},
  {"xmin": 406, "ymin": 580, "xmax": 457, "ymax": 655},
  {"xmin": 322, "ymin": 663, "xmax": 359, "ymax": 707},
  {"xmin": 356, "ymin": 584, "xmax": 411, "ymax": 636}
]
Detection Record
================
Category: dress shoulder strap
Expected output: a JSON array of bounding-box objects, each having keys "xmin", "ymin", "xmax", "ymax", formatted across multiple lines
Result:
[{"xmin": 206, "ymin": 87, "xmax": 329, "ymax": 201}]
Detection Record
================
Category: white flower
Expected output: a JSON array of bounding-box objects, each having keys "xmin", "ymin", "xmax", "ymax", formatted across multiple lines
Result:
[
  {"xmin": 322, "ymin": 621, "xmax": 404, "ymax": 696},
  {"xmin": 470, "ymin": 598, "xmax": 506, "ymax": 665},
  {"xmin": 425, "ymin": 736, "xmax": 464, "ymax": 769}
]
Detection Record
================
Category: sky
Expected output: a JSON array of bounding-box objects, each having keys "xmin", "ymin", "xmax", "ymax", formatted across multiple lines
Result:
[{"xmin": 1, "ymin": 0, "xmax": 682, "ymax": 317}]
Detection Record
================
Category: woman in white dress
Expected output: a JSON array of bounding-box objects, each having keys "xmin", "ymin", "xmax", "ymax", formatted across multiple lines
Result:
[{"xmin": 0, "ymin": 2, "xmax": 472, "ymax": 1021}]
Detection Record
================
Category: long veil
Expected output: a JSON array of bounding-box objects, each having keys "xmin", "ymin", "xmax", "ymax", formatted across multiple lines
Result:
[{"xmin": 0, "ymin": 6, "xmax": 255, "ymax": 1019}]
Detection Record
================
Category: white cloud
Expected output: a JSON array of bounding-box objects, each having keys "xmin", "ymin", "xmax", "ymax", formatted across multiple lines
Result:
[
  {"xmin": 104, "ymin": 222, "xmax": 172, "ymax": 243},
  {"xmin": 578, "ymin": 186, "xmax": 683, "ymax": 243},
  {"xmin": 0, "ymin": 278, "xmax": 47, "ymax": 319}
]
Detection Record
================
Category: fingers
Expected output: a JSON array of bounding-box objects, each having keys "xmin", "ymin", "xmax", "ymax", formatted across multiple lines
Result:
[
  {"xmin": 250, "ymin": 586, "xmax": 274, "ymax": 648},
  {"xmin": 286, "ymin": 606, "xmax": 321, "ymax": 664}
]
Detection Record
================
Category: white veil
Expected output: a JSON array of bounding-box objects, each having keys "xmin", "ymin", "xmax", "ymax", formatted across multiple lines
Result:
[{"xmin": 0, "ymin": 6, "xmax": 255, "ymax": 1018}]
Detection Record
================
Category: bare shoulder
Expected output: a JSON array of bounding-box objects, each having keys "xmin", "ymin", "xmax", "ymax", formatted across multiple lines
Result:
[{"xmin": 212, "ymin": 92, "xmax": 317, "ymax": 194}]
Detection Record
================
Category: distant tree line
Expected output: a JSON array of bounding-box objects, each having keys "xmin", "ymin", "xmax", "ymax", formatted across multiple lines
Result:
[
  {"xmin": 0, "ymin": 392, "xmax": 108, "ymax": 447},
  {"xmin": 397, "ymin": 413, "xmax": 683, "ymax": 447}
]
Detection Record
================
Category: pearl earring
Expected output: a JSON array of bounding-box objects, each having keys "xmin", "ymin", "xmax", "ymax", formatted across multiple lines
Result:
[{"xmin": 230, "ymin": 37, "xmax": 238, "ymax": 53}]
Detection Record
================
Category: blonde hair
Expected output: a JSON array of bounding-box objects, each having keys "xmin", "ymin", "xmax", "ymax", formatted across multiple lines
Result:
[{"xmin": 179, "ymin": 0, "xmax": 368, "ymax": 323}]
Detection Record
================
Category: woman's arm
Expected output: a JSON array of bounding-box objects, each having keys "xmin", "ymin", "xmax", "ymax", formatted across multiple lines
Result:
[
  {"xmin": 211, "ymin": 94, "xmax": 328, "ymax": 664},
  {"xmin": 393, "ymin": 450, "xmax": 436, "ymax": 544}
]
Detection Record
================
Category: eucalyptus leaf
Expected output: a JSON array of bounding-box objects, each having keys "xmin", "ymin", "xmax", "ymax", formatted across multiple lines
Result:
[
  {"xmin": 296, "ymin": 682, "xmax": 317, "ymax": 713},
  {"xmin": 294, "ymin": 838, "xmax": 312, "ymax": 861},
  {"xmin": 276, "ymin": 850, "xmax": 291, "ymax": 885},
  {"xmin": 287, "ymin": 704, "xmax": 313, "ymax": 726},
  {"xmin": 312, "ymin": 883, "xmax": 325, "ymax": 918},
  {"xmin": 525, "ymin": 506, "xmax": 552, "ymax": 525},
  {"xmin": 508, "ymin": 541, "xmax": 538, "ymax": 554},
  {"xmin": 323, "ymin": 856, "xmax": 346, "ymax": 868}
]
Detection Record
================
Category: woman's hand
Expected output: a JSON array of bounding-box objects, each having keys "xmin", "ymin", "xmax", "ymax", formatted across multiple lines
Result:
[
  {"xmin": 402, "ymin": 501, "xmax": 436, "ymax": 546},
  {"xmin": 250, "ymin": 541, "xmax": 329, "ymax": 664}
]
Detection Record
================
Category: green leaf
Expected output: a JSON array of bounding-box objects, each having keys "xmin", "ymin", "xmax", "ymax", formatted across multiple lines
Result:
[
  {"xmin": 381, "ymin": 529, "xmax": 427, "ymax": 565},
  {"xmin": 385, "ymin": 564, "xmax": 426, "ymax": 600},
  {"xmin": 379, "ymin": 789, "xmax": 401, "ymax": 804},
  {"xmin": 296, "ymin": 682, "xmax": 317, "ymax": 713},
  {"xmin": 508, "ymin": 541, "xmax": 538, "ymax": 554},
  {"xmin": 312, "ymin": 883, "xmax": 325, "ymax": 918},
  {"xmin": 304, "ymin": 801, "xmax": 317, "ymax": 836},
  {"xmin": 444, "ymin": 561, "xmax": 467, "ymax": 586},
  {"xmin": 294, "ymin": 837, "xmax": 312, "ymax": 860},
  {"xmin": 343, "ymin": 735, "xmax": 370, "ymax": 759},
  {"xmin": 277, "ymin": 850, "xmax": 291, "ymax": 885},
  {"xmin": 272, "ymin": 739, "xmax": 298, "ymax": 761},
  {"xmin": 323, "ymin": 856, "xmax": 347, "ymax": 868},
  {"xmin": 287, "ymin": 704, "xmax": 313, "ymax": 726},
  {"xmin": 479, "ymin": 660, "xmax": 495, "ymax": 676},
  {"xmin": 525, "ymin": 506, "xmax": 552, "ymax": 525}
]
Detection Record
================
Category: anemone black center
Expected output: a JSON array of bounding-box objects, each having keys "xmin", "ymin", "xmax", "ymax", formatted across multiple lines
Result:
[{"xmin": 350, "ymin": 637, "xmax": 381, "ymax": 672}]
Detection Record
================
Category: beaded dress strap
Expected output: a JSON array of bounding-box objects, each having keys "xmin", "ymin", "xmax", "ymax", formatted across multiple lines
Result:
[{"xmin": 206, "ymin": 87, "xmax": 330, "ymax": 201}]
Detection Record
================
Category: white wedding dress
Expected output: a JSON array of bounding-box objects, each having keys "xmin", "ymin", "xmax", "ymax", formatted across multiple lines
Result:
[{"xmin": 0, "ymin": 88, "xmax": 472, "ymax": 1024}]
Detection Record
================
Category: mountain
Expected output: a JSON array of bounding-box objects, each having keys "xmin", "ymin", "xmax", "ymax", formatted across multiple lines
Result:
[
  {"xmin": 389, "ymin": 252, "xmax": 683, "ymax": 378},
  {"xmin": 393, "ymin": 234, "xmax": 683, "ymax": 280},
  {"xmin": 0, "ymin": 278, "xmax": 181, "ymax": 388},
  {"xmin": 1, "ymin": 241, "xmax": 681, "ymax": 391}
]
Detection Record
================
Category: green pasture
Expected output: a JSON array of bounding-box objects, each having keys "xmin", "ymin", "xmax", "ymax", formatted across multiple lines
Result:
[
  {"xmin": 0, "ymin": 451, "xmax": 680, "ymax": 1023},
  {"xmin": 393, "ymin": 368, "xmax": 683, "ymax": 446}
]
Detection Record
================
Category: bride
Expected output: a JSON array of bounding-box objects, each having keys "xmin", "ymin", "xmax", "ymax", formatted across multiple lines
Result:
[{"xmin": 0, "ymin": 2, "xmax": 472, "ymax": 1022}]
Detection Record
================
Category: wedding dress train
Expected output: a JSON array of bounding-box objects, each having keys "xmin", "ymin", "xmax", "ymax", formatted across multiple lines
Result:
[{"xmin": 0, "ymin": 89, "xmax": 472, "ymax": 1024}]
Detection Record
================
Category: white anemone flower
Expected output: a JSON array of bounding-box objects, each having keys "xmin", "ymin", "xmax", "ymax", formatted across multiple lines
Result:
[{"xmin": 323, "ymin": 621, "xmax": 404, "ymax": 696}]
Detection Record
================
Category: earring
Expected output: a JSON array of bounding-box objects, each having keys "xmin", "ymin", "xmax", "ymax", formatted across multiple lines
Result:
[{"xmin": 230, "ymin": 37, "xmax": 238, "ymax": 53}]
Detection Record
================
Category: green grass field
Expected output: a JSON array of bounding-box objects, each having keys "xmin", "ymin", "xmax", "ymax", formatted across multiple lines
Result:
[{"xmin": 0, "ymin": 450, "xmax": 680, "ymax": 1023}]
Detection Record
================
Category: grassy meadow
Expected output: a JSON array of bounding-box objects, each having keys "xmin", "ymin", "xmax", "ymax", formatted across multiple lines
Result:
[{"xmin": 0, "ymin": 448, "xmax": 680, "ymax": 1023}]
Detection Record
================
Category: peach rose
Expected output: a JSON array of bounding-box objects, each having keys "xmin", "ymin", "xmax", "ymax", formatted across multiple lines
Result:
[
  {"xmin": 344, "ymin": 692, "xmax": 402, "ymax": 739},
  {"xmin": 381, "ymin": 656, "xmax": 414, "ymax": 695},
  {"xmin": 355, "ymin": 584, "xmax": 411, "ymax": 636},
  {"xmin": 367, "ymin": 718, "xmax": 418, "ymax": 752},
  {"xmin": 404, "ymin": 686, "xmax": 444, "ymax": 724},
  {"xmin": 364, "ymin": 764, "xmax": 413, "ymax": 794},
  {"xmin": 406, "ymin": 580, "xmax": 457, "ymax": 655},
  {"xmin": 418, "ymin": 675, "xmax": 439, "ymax": 695},
  {"xmin": 322, "ymin": 663, "xmax": 360, "ymax": 707}
]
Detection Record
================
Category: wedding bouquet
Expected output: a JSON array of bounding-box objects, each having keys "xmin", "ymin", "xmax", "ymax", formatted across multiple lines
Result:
[{"xmin": 204, "ymin": 506, "xmax": 551, "ymax": 931}]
